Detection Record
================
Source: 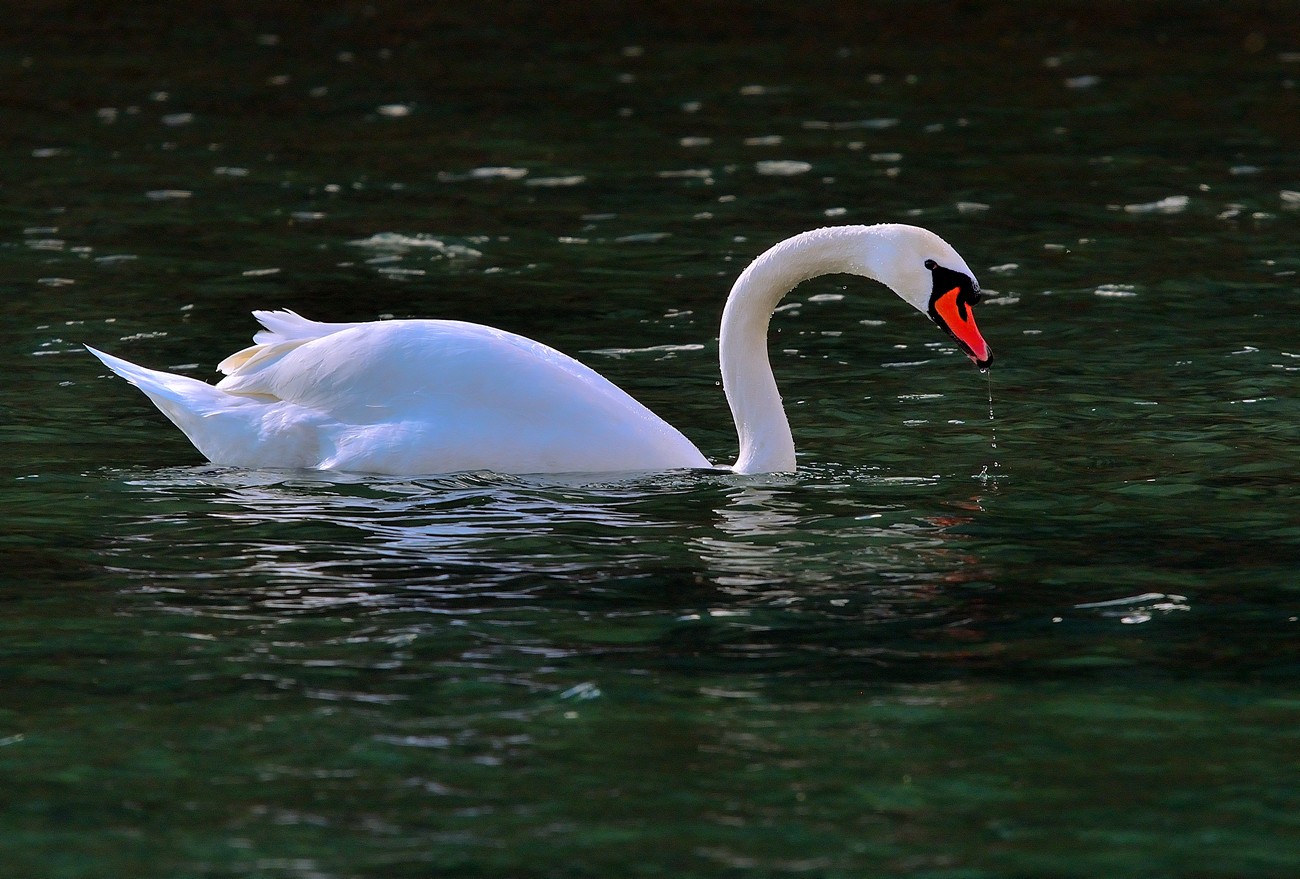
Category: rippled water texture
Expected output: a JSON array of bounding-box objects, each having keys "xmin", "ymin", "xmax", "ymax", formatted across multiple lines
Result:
[{"xmin": 3, "ymin": 3, "xmax": 1299, "ymax": 877}]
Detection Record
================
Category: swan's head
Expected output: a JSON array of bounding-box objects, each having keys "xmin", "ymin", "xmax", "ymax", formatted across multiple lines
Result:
[{"xmin": 871, "ymin": 224, "xmax": 993, "ymax": 370}]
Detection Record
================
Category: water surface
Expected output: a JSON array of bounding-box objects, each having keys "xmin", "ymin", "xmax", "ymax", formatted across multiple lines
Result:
[{"xmin": 3, "ymin": 3, "xmax": 1299, "ymax": 877}]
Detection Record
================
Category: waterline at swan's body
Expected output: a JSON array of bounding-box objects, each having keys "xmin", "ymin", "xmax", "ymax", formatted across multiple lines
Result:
[{"xmin": 86, "ymin": 224, "xmax": 992, "ymax": 476}]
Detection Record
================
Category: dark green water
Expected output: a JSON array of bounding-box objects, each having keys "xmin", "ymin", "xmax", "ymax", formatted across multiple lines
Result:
[{"xmin": 3, "ymin": 3, "xmax": 1299, "ymax": 876}]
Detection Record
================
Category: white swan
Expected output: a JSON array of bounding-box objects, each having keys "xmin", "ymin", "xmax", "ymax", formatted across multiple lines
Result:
[{"xmin": 86, "ymin": 224, "xmax": 991, "ymax": 476}]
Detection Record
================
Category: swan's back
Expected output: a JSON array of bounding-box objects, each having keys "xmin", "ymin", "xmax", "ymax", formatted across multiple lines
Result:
[{"xmin": 91, "ymin": 312, "xmax": 710, "ymax": 475}]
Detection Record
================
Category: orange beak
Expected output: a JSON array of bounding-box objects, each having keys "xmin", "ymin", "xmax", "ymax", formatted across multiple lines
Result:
[{"xmin": 932, "ymin": 286, "xmax": 992, "ymax": 369}]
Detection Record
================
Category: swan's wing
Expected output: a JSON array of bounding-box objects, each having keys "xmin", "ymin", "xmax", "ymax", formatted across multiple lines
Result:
[
  {"xmin": 211, "ymin": 317, "xmax": 708, "ymax": 458},
  {"xmin": 102, "ymin": 317, "xmax": 708, "ymax": 473},
  {"xmin": 217, "ymin": 309, "xmax": 371, "ymax": 377},
  {"xmin": 216, "ymin": 319, "xmax": 608, "ymax": 418},
  {"xmin": 249, "ymin": 308, "xmax": 369, "ymax": 344}
]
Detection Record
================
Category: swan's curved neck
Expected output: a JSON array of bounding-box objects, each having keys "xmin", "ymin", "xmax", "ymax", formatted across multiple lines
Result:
[{"xmin": 719, "ymin": 226, "xmax": 892, "ymax": 474}]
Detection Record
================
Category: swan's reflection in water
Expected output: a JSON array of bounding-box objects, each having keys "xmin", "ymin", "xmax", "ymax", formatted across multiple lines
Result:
[
  {"xmin": 103, "ymin": 464, "xmax": 998, "ymax": 659},
  {"xmin": 694, "ymin": 482, "xmax": 805, "ymax": 589},
  {"xmin": 103, "ymin": 462, "xmax": 1206, "ymax": 693},
  {"xmin": 692, "ymin": 474, "xmax": 988, "ymax": 592},
  {"xmin": 112, "ymin": 465, "xmax": 979, "ymax": 577},
  {"xmin": 96, "ymin": 462, "xmax": 1081, "ymax": 782},
  {"xmin": 110, "ymin": 466, "xmax": 712, "ymax": 610}
]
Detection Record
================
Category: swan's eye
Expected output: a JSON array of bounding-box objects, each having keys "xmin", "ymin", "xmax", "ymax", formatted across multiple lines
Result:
[{"xmin": 925, "ymin": 260, "xmax": 981, "ymax": 308}]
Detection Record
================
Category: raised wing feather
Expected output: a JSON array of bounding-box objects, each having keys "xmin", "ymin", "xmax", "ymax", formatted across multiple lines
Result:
[{"xmin": 217, "ymin": 309, "xmax": 369, "ymax": 377}]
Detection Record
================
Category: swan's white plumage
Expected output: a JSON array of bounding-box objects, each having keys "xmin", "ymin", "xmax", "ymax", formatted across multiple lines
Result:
[
  {"xmin": 87, "ymin": 224, "xmax": 988, "ymax": 476},
  {"xmin": 88, "ymin": 312, "xmax": 710, "ymax": 475}
]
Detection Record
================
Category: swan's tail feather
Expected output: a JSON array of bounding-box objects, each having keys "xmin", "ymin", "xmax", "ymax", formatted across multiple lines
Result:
[
  {"xmin": 85, "ymin": 345, "xmax": 225, "ymax": 409},
  {"xmin": 85, "ymin": 345, "xmax": 251, "ymax": 460},
  {"xmin": 87, "ymin": 345, "xmax": 321, "ymax": 469}
]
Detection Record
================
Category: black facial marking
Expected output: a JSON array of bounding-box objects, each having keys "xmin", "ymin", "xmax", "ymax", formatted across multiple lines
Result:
[
  {"xmin": 924, "ymin": 260, "xmax": 982, "ymax": 324},
  {"xmin": 922, "ymin": 260, "xmax": 991, "ymax": 368}
]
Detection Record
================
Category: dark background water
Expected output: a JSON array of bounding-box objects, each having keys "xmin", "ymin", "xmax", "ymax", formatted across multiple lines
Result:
[{"xmin": 3, "ymin": 2, "xmax": 1299, "ymax": 877}]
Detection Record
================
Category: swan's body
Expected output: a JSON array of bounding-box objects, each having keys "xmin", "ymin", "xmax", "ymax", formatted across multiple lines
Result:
[
  {"xmin": 87, "ymin": 224, "xmax": 991, "ymax": 476},
  {"xmin": 87, "ymin": 315, "xmax": 709, "ymax": 474}
]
